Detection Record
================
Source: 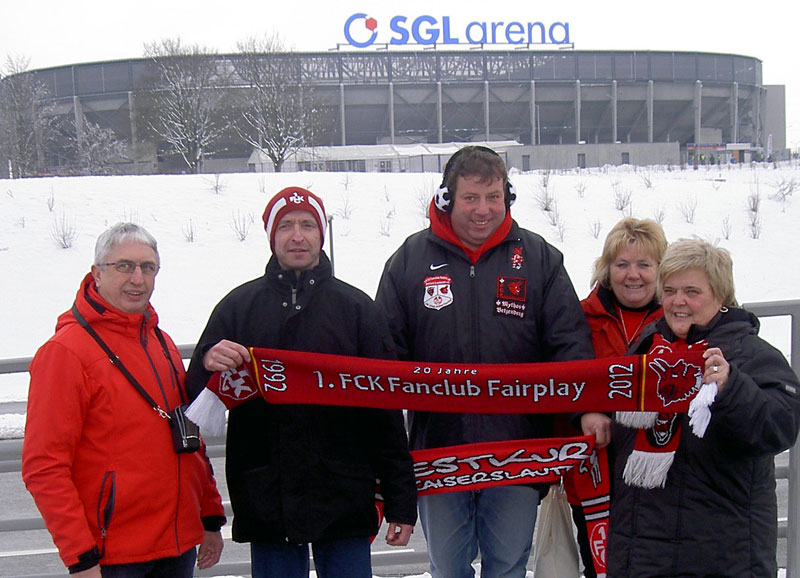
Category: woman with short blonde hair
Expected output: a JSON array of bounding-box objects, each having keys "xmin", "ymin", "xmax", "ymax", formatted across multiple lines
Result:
[
  {"xmin": 608, "ymin": 237, "xmax": 800, "ymax": 577},
  {"xmin": 656, "ymin": 237, "xmax": 738, "ymax": 308}
]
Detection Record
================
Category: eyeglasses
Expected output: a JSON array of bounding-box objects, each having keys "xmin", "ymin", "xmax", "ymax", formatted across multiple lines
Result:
[{"xmin": 100, "ymin": 261, "xmax": 160, "ymax": 276}]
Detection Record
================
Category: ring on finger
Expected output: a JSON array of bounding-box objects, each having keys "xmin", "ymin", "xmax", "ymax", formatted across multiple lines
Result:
[{"xmin": 712, "ymin": 364, "xmax": 719, "ymax": 373}]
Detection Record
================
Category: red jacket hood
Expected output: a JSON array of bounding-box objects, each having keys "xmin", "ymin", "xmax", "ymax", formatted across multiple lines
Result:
[{"xmin": 428, "ymin": 198, "xmax": 512, "ymax": 263}]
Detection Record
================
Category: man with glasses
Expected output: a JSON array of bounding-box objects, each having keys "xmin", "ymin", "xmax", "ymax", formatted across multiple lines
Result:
[{"xmin": 22, "ymin": 222, "xmax": 226, "ymax": 578}]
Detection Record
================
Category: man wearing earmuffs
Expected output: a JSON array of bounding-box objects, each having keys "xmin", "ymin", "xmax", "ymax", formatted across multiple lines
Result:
[{"xmin": 376, "ymin": 146, "xmax": 598, "ymax": 578}]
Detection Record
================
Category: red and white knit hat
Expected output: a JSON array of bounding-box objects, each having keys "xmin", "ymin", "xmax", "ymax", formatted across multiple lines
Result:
[{"xmin": 262, "ymin": 186, "xmax": 327, "ymax": 251}]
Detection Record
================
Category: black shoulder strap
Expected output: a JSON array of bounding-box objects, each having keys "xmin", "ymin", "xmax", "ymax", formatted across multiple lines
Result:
[
  {"xmin": 71, "ymin": 303, "xmax": 170, "ymax": 420},
  {"xmin": 153, "ymin": 326, "xmax": 187, "ymax": 405}
]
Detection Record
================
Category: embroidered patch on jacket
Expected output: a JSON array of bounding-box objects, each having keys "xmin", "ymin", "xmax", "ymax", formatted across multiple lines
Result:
[
  {"xmin": 511, "ymin": 247, "xmax": 524, "ymax": 270},
  {"xmin": 496, "ymin": 276, "xmax": 527, "ymax": 319},
  {"xmin": 423, "ymin": 275, "xmax": 454, "ymax": 310}
]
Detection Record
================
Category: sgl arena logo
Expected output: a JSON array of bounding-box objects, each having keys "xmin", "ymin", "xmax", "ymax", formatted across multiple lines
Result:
[{"xmin": 343, "ymin": 13, "xmax": 570, "ymax": 48}]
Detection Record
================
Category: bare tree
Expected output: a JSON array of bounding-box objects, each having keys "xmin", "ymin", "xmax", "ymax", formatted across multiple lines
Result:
[
  {"xmin": 678, "ymin": 197, "xmax": 698, "ymax": 224},
  {"xmin": 770, "ymin": 176, "xmax": 797, "ymax": 212},
  {"xmin": 140, "ymin": 39, "xmax": 232, "ymax": 174},
  {"xmin": 233, "ymin": 35, "xmax": 326, "ymax": 172},
  {"xmin": 68, "ymin": 114, "xmax": 128, "ymax": 175},
  {"xmin": 50, "ymin": 211, "xmax": 78, "ymax": 248},
  {"xmin": 0, "ymin": 56, "xmax": 56, "ymax": 177}
]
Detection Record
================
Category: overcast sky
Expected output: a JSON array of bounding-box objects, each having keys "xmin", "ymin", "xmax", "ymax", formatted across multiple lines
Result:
[{"xmin": 2, "ymin": 0, "xmax": 797, "ymax": 148}]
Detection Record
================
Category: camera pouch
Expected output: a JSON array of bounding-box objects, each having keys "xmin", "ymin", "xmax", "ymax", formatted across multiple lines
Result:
[{"xmin": 169, "ymin": 404, "xmax": 201, "ymax": 454}]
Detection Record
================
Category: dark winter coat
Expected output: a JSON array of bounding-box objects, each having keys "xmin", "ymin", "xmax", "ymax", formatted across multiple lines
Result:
[
  {"xmin": 185, "ymin": 253, "xmax": 417, "ymax": 544},
  {"xmin": 608, "ymin": 309, "xmax": 800, "ymax": 578},
  {"xmin": 375, "ymin": 220, "xmax": 594, "ymax": 452}
]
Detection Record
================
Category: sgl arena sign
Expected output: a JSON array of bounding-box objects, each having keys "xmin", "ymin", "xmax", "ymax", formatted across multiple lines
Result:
[{"xmin": 343, "ymin": 13, "xmax": 571, "ymax": 48}]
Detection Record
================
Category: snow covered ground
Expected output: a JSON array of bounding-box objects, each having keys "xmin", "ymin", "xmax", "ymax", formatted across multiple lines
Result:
[{"xmin": 2, "ymin": 161, "xmax": 799, "ymax": 438}]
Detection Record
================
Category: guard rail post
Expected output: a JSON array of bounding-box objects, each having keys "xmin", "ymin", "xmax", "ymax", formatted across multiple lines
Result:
[{"xmin": 744, "ymin": 299, "xmax": 800, "ymax": 578}]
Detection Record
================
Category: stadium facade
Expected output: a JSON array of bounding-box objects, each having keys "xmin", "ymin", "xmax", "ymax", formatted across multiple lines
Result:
[{"xmin": 5, "ymin": 49, "xmax": 786, "ymax": 174}]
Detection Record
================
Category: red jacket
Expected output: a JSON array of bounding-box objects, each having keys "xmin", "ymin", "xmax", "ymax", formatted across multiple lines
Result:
[
  {"xmin": 22, "ymin": 274, "xmax": 224, "ymax": 571},
  {"xmin": 580, "ymin": 285, "xmax": 662, "ymax": 357}
]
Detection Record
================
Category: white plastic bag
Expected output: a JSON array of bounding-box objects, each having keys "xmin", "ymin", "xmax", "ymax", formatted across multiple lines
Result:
[{"xmin": 533, "ymin": 483, "xmax": 580, "ymax": 578}]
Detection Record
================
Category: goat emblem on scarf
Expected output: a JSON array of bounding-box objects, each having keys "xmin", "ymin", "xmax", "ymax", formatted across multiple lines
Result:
[{"xmin": 648, "ymin": 357, "xmax": 703, "ymax": 407}]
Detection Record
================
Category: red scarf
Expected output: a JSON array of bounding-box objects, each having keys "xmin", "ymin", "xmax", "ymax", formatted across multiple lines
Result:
[
  {"xmin": 428, "ymin": 199, "xmax": 513, "ymax": 264},
  {"xmin": 619, "ymin": 335, "xmax": 709, "ymax": 489},
  {"xmin": 191, "ymin": 346, "xmax": 709, "ymax": 576},
  {"xmin": 207, "ymin": 346, "xmax": 707, "ymax": 415},
  {"xmin": 414, "ymin": 437, "xmax": 610, "ymax": 575}
]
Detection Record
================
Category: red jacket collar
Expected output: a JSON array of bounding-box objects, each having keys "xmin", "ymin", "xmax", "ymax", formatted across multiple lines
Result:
[{"xmin": 428, "ymin": 199, "xmax": 513, "ymax": 263}]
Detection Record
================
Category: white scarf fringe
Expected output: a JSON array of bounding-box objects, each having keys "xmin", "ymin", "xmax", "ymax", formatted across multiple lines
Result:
[
  {"xmin": 615, "ymin": 411, "xmax": 658, "ymax": 429},
  {"xmin": 688, "ymin": 381, "xmax": 718, "ymax": 438},
  {"xmin": 185, "ymin": 387, "xmax": 228, "ymax": 437},
  {"xmin": 619, "ymin": 383, "xmax": 716, "ymax": 489},
  {"xmin": 622, "ymin": 449, "xmax": 675, "ymax": 489}
]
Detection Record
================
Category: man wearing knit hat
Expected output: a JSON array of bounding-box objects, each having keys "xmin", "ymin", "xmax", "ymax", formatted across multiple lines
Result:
[{"xmin": 186, "ymin": 187, "xmax": 417, "ymax": 578}]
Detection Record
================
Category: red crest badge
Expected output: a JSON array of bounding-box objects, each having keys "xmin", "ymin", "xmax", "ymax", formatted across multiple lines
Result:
[
  {"xmin": 497, "ymin": 277, "xmax": 527, "ymax": 302},
  {"xmin": 218, "ymin": 367, "xmax": 258, "ymax": 402},
  {"xmin": 511, "ymin": 247, "xmax": 524, "ymax": 270},
  {"xmin": 423, "ymin": 275, "xmax": 454, "ymax": 310}
]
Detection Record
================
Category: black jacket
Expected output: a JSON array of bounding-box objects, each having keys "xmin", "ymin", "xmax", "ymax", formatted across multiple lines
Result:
[
  {"xmin": 375, "ymin": 221, "xmax": 594, "ymax": 451},
  {"xmin": 186, "ymin": 253, "xmax": 417, "ymax": 544},
  {"xmin": 608, "ymin": 309, "xmax": 800, "ymax": 577}
]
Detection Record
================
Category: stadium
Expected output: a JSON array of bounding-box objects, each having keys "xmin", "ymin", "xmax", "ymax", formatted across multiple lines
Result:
[{"xmin": 4, "ymin": 48, "xmax": 787, "ymax": 174}]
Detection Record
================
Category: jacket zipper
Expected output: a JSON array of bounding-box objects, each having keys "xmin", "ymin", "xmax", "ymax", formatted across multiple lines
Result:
[
  {"xmin": 469, "ymin": 262, "xmax": 482, "ymax": 439},
  {"xmin": 96, "ymin": 471, "xmax": 116, "ymax": 558},
  {"xmin": 469, "ymin": 264, "xmax": 479, "ymax": 360},
  {"xmin": 174, "ymin": 454, "xmax": 182, "ymax": 553}
]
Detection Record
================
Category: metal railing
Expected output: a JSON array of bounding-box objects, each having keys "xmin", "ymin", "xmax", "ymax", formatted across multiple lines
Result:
[
  {"xmin": 743, "ymin": 299, "xmax": 800, "ymax": 578},
  {"xmin": 2, "ymin": 299, "xmax": 799, "ymax": 577}
]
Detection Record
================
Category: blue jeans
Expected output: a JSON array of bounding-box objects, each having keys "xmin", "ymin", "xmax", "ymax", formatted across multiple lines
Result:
[
  {"xmin": 100, "ymin": 548, "xmax": 196, "ymax": 577},
  {"xmin": 250, "ymin": 536, "xmax": 372, "ymax": 578},
  {"xmin": 419, "ymin": 485, "xmax": 540, "ymax": 578}
]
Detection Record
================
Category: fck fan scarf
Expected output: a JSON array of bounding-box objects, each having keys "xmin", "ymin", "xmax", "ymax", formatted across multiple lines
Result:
[
  {"xmin": 413, "ymin": 436, "xmax": 611, "ymax": 575},
  {"xmin": 188, "ymin": 346, "xmax": 709, "ymax": 428},
  {"xmin": 184, "ymin": 348, "xmax": 712, "ymax": 578},
  {"xmin": 617, "ymin": 335, "xmax": 717, "ymax": 489}
]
